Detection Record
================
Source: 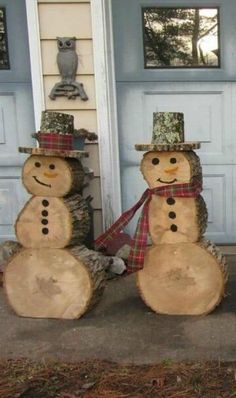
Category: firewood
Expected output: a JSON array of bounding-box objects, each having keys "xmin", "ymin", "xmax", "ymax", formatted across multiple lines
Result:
[
  {"xmin": 22, "ymin": 156, "xmax": 85, "ymax": 197},
  {"xmin": 137, "ymin": 240, "xmax": 228, "ymax": 315},
  {"xmin": 4, "ymin": 245, "xmax": 111, "ymax": 319},
  {"xmin": 0, "ymin": 241, "xmax": 22, "ymax": 287},
  {"xmin": 40, "ymin": 111, "xmax": 74, "ymax": 135},
  {"xmin": 135, "ymin": 142, "xmax": 200, "ymax": 151},
  {"xmin": 19, "ymin": 147, "xmax": 88, "ymax": 159},
  {"xmin": 15, "ymin": 194, "xmax": 90, "ymax": 248}
]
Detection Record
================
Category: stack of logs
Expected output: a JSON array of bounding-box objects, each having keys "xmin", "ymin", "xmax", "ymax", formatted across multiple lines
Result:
[{"xmin": 4, "ymin": 114, "xmax": 110, "ymax": 319}]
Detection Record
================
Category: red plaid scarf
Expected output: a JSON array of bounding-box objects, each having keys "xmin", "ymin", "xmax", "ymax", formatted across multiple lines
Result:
[{"xmin": 95, "ymin": 177, "xmax": 202, "ymax": 273}]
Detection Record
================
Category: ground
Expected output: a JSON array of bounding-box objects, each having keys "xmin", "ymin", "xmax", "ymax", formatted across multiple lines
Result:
[
  {"xmin": 0, "ymin": 359, "xmax": 236, "ymax": 397},
  {"xmin": 0, "ymin": 255, "xmax": 236, "ymax": 397}
]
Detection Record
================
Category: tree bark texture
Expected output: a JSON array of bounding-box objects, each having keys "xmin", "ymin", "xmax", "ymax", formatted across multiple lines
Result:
[
  {"xmin": 135, "ymin": 142, "xmax": 201, "ymax": 151},
  {"xmin": 40, "ymin": 111, "xmax": 74, "ymax": 135},
  {"xmin": 19, "ymin": 147, "xmax": 88, "ymax": 159}
]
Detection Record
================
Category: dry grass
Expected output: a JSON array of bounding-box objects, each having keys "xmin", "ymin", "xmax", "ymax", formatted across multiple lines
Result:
[{"xmin": 0, "ymin": 359, "xmax": 235, "ymax": 398}]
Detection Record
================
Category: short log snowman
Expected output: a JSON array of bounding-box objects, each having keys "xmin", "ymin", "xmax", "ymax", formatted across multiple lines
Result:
[
  {"xmin": 96, "ymin": 112, "xmax": 228, "ymax": 315},
  {"xmin": 4, "ymin": 111, "xmax": 111, "ymax": 320}
]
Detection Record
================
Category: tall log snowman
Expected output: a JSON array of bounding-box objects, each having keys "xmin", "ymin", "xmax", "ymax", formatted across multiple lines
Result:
[
  {"xmin": 4, "ymin": 111, "xmax": 111, "ymax": 319},
  {"xmin": 96, "ymin": 112, "xmax": 228, "ymax": 315}
]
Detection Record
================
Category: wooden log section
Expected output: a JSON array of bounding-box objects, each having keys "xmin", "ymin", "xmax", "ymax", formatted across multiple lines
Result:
[
  {"xmin": 15, "ymin": 194, "xmax": 90, "ymax": 248},
  {"xmin": 140, "ymin": 150, "xmax": 202, "ymax": 189},
  {"xmin": 4, "ymin": 245, "xmax": 111, "ymax": 319},
  {"xmin": 19, "ymin": 147, "xmax": 89, "ymax": 159},
  {"xmin": 22, "ymin": 155, "xmax": 85, "ymax": 197},
  {"xmin": 137, "ymin": 241, "xmax": 228, "ymax": 315},
  {"xmin": 135, "ymin": 142, "xmax": 201, "ymax": 152},
  {"xmin": 40, "ymin": 111, "xmax": 74, "ymax": 135},
  {"xmin": 152, "ymin": 112, "xmax": 185, "ymax": 144},
  {"xmin": 149, "ymin": 195, "xmax": 208, "ymax": 244}
]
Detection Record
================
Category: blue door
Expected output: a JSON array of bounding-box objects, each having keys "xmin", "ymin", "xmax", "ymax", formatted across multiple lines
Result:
[
  {"xmin": 112, "ymin": 0, "xmax": 236, "ymax": 243},
  {"xmin": 0, "ymin": 0, "xmax": 35, "ymax": 241}
]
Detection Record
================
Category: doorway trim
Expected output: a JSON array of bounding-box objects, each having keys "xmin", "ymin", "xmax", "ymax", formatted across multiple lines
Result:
[
  {"xmin": 26, "ymin": 0, "xmax": 120, "ymax": 231},
  {"xmin": 91, "ymin": 0, "xmax": 122, "ymax": 229},
  {"xmin": 25, "ymin": 0, "xmax": 45, "ymax": 130}
]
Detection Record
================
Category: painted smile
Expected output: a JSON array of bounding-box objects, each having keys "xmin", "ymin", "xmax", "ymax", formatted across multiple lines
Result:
[
  {"xmin": 157, "ymin": 178, "xmax": 177, "ymax": 184},
  {"xmin": 33, "ymin": 176, "xmax": 51, "ymax": 188}
]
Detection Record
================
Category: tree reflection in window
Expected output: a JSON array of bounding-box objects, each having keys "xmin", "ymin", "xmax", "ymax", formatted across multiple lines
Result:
[
  {"xmin": 0, "ymin": 8, "xmax": 10, "ymax": 69},
  {"xmin": 143, "ymin": 7, "xmax": 220, "ymax": 68}
]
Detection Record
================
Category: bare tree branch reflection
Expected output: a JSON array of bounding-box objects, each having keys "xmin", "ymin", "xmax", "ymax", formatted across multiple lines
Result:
[{"xmin": 143, "ymin": 7, "xmax": 219, "ymax": 68}]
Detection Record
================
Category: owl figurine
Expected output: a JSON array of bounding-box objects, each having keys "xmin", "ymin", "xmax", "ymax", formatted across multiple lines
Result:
[{"xmin": 57, "ymin": 37, "xmax": 78, "ymax": 84}]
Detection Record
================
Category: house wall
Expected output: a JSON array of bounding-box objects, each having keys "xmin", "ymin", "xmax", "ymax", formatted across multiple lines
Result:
[{"xmin": 37, "ymin": 0, "xmax": 102, "ymax": 238}]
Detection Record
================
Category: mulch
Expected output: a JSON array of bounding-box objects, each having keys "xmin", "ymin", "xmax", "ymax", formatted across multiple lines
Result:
[{"xmin": 0, "ymin": 359, "xmax": 235, "ymax": 398}]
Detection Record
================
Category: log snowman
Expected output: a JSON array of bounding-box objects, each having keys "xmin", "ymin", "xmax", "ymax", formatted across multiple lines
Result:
[
  {"xmin": 4, "ymin": 111, "xmax": 111, "ymax": 319},
  {"xmin": 96, "ymin": 112, "xmax": 228, "ymax": 315}
]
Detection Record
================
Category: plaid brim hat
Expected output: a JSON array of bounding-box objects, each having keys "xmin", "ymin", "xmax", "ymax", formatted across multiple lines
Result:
[{"xmin": 19, "ymin": 111, "xmax": 88, "ymax": 158}]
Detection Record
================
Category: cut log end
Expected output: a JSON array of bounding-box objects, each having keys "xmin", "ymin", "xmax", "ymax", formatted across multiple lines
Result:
[
  {"xmin": 137, "ymin": 241, "xmax": 227, "ymax": 315},
  {"xmin": 22, "ymin": 156, "xmax": 85, "ymax": 197},
  {"xmin": 148, "ymin": 195, "xmax": 208, "ymax": 244},
  {"xmin": 15, "ymin": 194, "xmax": 91, "ymax": 248},
  {"xmin": 4, "ymin": 246, "xmax": 108, "ymax": 319}
]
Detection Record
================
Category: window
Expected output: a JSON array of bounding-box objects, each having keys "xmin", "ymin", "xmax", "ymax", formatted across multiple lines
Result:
[
  {"xmin": 0, "ymin": 7, "xmax": 10, "ymax": 69},
  {"xmin": 143, "ymin": 7, "xmax": 220, "ymax": 68}
]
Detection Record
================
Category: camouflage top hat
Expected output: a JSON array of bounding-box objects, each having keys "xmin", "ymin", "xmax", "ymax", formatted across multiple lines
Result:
[
  {"xmin": 19, "ymin": 111, "xmax": 88, "ymax": 159},
  {"xmin": 135, "ymin": 112, "xmax": 201, "ymax": 151}
]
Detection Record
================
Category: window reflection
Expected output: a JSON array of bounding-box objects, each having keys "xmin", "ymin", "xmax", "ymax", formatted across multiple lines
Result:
[{"xmin": 143, "ymin": 7, "xmax": 220, "ymax": 68}]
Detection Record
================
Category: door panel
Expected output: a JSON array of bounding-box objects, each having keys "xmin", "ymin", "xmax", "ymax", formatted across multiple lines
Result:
[
  {"xmin": 117, "ymin": 82, "xmax": 234, "ymax": 242},
  {"xmin": 0, "ymin": 171, "xmax": 29, "ymax": 240}
]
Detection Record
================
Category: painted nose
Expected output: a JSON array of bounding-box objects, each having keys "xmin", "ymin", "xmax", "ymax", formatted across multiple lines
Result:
[
  {"xmin": 164, "ymin": 166, "xmax": 179, "ymax": 174},
  {"xmin": 43, "ymin": 172, "xmax": 59, "ymax": 178}
]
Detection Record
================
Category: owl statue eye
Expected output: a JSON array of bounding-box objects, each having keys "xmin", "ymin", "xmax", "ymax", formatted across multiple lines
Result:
[
  {"xmin": 66, "ymin": 41, "xmax": 72, "ymax": 47},
  {"xmin": 58, "ymin": 41, "xmax": 63, "ymax": 48}
]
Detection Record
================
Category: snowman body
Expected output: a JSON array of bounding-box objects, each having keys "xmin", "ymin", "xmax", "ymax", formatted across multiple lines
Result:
[
  {"xmin": 16, "ymin": 155, "xmax": 90, "ymax": 248},
  {"xmin": 137, "ymin": 150, "xmax": 227, "ymax": 315},
  {"xmin": 5, "ymin": 153, "xmax": 109, "ymax": 319}
]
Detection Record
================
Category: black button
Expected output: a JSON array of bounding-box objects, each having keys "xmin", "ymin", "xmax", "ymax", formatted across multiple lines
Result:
[
  {"xmin": 42, "ymin": 228, "xmax": 49, "ymax": 235},
  {"xmin": 166, "ymin": 197, "xmax": 175, "ymax": 205},
  {"xmin": 41, "ymin": 219, "xmax": 48, "ymax": 225},
  {"xmin": 41, "ymin": 210, "xmax": 48, "ymax": 217},
  {"xmin": 169, "ymin": 211, "xmax": 176, "ymax": 219},
  {"xmin": 42, "ymin": 200, "xmax": 49, "ymax": 207},
  {"xmin": 171, "ymin": 224, "xmax": 178, "ymax": 232}
]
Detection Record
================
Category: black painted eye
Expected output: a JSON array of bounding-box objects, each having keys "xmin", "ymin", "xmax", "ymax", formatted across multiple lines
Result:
[
  {"xmin": 66, "ymin": 41, "xmax": 72, "ymax": 47},
  {"xmin": 49, "ymin": 164, "xmax": 55, "ymax": 170},
  {"xmin": 35, "ymin": 162, "xmax": 41, "ymax": 168},
  {"xmin": 170, "ymin": 158, "xmax": 177, "ymax": 164},
  {"xmin": 58, "ymin": 41, "xmax": 63, "ymax": 48},
  {"xmin": 152, "ymin": 158, "xmax": 160, "ymax": 165}
]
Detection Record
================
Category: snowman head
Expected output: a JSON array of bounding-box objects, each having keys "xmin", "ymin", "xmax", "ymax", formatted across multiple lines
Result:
[
  {"xmin": 22, "ymin": 155, "xmax": 82, "ymax": 197},
  {"xmin": 140, "ymin": 150, "xmax": 201, "ymax": 188}
]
